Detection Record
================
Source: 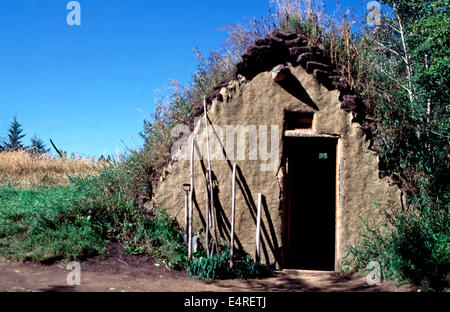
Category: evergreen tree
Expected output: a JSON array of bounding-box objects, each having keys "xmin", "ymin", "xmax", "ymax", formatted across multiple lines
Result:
[
  {"xmin": 3, "ymin": 117, "xmax": 26, "ymax": 150},
  {"xmin": 30, "ymin": 135, "xmax": 50, "ymax": 154}
]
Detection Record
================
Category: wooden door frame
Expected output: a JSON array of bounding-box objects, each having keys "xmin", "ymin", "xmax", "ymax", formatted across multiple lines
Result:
[{"xmin": 280, "ymin": 133, "xmax": 339, "ymax": 270}]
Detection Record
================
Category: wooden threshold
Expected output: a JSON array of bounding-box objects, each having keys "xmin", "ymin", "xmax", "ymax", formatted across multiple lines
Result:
[{"xmin": 284, "ymin": 130, "xmax": 339, "ymax": 138}]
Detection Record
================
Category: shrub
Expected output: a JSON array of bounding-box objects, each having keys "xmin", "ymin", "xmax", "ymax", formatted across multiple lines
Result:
[
  {"xmin": 345, "ymin": 195, "xmax": 449, "ymax": 292},
  {"xmin": 140, "ymin": 209, "xmax": 188, "ymax": 270},
  {"xmin": 67, "ymin": 166, "xmax": 137, "ymax": 240},
  {"xmin": 187, "ymin": 246, "xmax": 274, "ymax": 280}
]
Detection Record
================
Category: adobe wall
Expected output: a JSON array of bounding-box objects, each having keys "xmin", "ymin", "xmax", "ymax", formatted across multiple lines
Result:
[{"xmin": 152, "ymin": 63, "xmax": 401, "ymax": 269}]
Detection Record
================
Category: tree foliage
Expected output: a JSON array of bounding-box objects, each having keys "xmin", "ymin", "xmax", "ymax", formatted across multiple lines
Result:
[
  {"xmin": 343, "ymin": 0, "xmax": 449, "ymax": 291},
  {"xmin": 3, "ymin": 117, "xmax": 26, "ymax": 150},
  {"xmin": 370, "ymin": 0, "xmax": 449, "ymax": 205},
  {"xmin": 30, "ymin": 135, "xmax": 50, "ymax": 154}
]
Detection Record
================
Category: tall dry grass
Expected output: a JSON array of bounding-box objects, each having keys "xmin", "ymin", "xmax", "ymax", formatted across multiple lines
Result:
[{"xmin": 0, "ymin": 150, "xmax": 107, "ymax": 188}]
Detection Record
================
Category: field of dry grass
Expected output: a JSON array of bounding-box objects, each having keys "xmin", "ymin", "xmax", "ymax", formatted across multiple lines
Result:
[{"xmin": 0, "ymin": 150, "xmax": 107, "ymax": 188}]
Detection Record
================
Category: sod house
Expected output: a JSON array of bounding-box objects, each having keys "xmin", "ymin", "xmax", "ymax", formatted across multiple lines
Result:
[{"xmin": 152, "ymin": 31, "xmax": 401, "ymax": 270}]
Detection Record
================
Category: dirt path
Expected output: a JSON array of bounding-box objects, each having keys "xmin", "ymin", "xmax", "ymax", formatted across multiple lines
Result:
[{"xmin": 0, "ymin": 244, "xmax": 414, "ymax": 292}]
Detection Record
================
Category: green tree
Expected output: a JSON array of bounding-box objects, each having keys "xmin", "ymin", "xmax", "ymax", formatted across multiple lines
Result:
[
  {"xmin": 3, "ymin": 117, "xmax": 26, "ymax": 150},
  {"xmin": 364, "ymin": 0, "xmax": 449, "ymax": 204},
  {"xmin": 29, "ymin": 135, "xmax": 50, "ymax": 154},
  {"xmin": 349, "ymin": 0, "xmax": 449, "ymax": 290}
]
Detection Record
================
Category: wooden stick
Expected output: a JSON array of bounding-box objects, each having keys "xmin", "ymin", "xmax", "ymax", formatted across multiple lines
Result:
[
  {"xmin": 117, "ymin": 258, "xmax": 129, "ymax": 266},
  {"xmin": 188, "ymin": 138, "xmax": 194, "ymax": 260},
  {"xmin": 207, "ymin": 172, "xmax": 212, "ymax": 229},
  {"xmin": 230, "ymin": 163, "xmax": 237, "ymax": 268},
  {"xmin": 205, "ymin": 179, "xmax": 210, "ymax": 257},
  {"xmin": 184, "ymin": 189, "xmax": 188, "ymax": 235},
  {"xmin": 255, "ymin": 193, "xmax": 262, "ymax": 262},
  {"xmin": 203, "ymin": 99, "xmax": 219, "ymax": 256},
  {"xmin": 211, "ymin": 197, "xmax": 219, "ymax": 256},
  {"xmin": 49, "ymin": 139, "xmax": 64, "ymax": 158}
]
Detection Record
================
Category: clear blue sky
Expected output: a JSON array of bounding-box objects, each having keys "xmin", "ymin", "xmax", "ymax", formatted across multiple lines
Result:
[{"xmin": 0, "ymin": 0, "xmax": 366, "ymax": 159}]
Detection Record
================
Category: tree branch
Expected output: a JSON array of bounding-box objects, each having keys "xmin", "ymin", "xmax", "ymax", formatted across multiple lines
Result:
[{"xmin": 395, "ymin": 4, "xmax": 414, "ymax": 103}]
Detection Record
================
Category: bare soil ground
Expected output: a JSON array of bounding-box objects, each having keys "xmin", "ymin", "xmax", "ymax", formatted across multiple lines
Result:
[{"xmin": 0, "ymin": 243, "xmax": 415, "ymax": 292}]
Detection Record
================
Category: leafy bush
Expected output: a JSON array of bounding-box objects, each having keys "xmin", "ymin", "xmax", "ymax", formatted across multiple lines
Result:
[
  {"xmin": 139, "ymin": 209, "xmax": 188, "ymax": 269},
  {"xmin": 187, "ymin": 246, "xmax": 274, "ymax": 280},
  {"xmin": 345, "ymin": 194, "xmax": 449, "ymax": 292},
  {"xmin": 67, "ymin": 166, "xmax": 138, "ymax": 240}
]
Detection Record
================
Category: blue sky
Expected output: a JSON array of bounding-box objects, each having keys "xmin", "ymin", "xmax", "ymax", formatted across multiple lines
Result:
[{"xmin": 0, "ymin": 0, "xmax": 367, "ymax": 159}]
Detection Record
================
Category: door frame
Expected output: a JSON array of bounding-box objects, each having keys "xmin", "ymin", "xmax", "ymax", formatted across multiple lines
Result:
[{"xmin": 280, "ymin": 132, "xmax": 339, "ymax": 270}]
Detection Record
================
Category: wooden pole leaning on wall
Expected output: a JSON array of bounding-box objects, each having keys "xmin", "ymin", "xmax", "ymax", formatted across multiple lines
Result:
[
  {"xmin": 184, "ymin": 186, "xmax": 189, "ymax": 235},
  {"xmin": 230, "ymin": 163, "xmax": 237, "ymax": 268},
  {"xmin": 188, "ymin": 138, "xmax": 195, "ymax": 260},
  {"xmin": 203, "ymin": 98, "xmax": 219, "ymax": 256},
  {"xmin": 205, "ymin": 178, "xmax": 210, "ymax": 257},
  {"xmin": 255, "ymin": 193, "xmax": 262, "ymax": 263},
  {"xmin": 208, "ymin": 175, "xmax": 213, "ymax": 229}
]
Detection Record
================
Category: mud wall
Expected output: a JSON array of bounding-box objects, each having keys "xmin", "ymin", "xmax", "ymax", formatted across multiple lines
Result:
[{"xmin": 152, "ymin": 63, "xmax": 400, "ymax": 269}]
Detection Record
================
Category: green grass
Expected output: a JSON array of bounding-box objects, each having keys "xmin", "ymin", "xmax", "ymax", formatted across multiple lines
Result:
[
  {"xmin": 0, "ymin": 186, "xmax": 105, "ymax": 262},
  {"xmin": 0, "ymin": 166, "xmax": 273, "ymax": 279},
  {"xmin": 0, "ymin": 166, "xmax": 188, "ymax": 268}
]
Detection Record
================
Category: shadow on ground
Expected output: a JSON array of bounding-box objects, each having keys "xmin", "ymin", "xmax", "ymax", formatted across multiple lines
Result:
[{"xmin": 201, "ymin": 270, "xmax": 413, "ymax": 292}]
